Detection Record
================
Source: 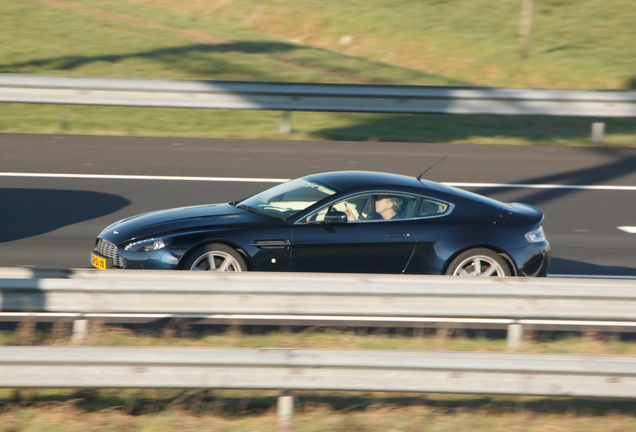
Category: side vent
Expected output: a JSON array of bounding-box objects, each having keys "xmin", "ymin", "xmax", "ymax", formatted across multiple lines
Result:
[{"xmin": 251, "ymin": 240, "xmax": 290, "ymax": 250}]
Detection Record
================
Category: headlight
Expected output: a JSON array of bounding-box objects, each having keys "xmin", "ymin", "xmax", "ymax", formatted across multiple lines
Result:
[
  {"xmin": 124, "ymin": 238, "xmax": 171, "ymax": 252},
  {"xmin": 525, "ymin": 226, "xmax": 546, "ymax": 243}
]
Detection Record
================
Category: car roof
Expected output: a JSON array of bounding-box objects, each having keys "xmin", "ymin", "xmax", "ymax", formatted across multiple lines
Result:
[
  {"xmin": 304, "ymin": 171, "xmax": 513, "ymax": 211},
  {"xmin": 305, "ymin": 171, "xmax": 424, "ymax": 191}
]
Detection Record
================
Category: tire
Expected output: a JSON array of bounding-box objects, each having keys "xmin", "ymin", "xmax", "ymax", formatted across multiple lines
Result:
[
  {"xmin": 445, "ymin": 248, "xmax": 512, "ymax": 277},
  {"xmin": 183, "ymin": 243, "xmax": 246, "ymax": 272}
]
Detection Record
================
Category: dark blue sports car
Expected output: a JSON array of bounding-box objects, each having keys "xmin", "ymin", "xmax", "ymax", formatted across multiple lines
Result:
[{"xmin": 91, "ymin": 171, "xmax": 550, "ymax": 277}]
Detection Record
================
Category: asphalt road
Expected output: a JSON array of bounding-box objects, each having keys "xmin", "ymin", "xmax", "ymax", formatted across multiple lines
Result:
[{"xmin": 1, "ymin": 133, "xmax": 635, "ymax": 276}]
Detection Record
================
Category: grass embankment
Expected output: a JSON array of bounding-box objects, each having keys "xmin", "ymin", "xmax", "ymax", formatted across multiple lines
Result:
[
  {"xmin": 1, "ymin": 391, "xmax": 635, "ymax": 432},
  {"xmin": 1, "ymin": 327, "xmax": 636, "ymax": 431},
  {"xmin": 1, "ymin": 0, "xmax": 635, "ymax": 145},
  {"xmin": 5, "ymin": 325, "xmax": 636, "ymax": 355}
]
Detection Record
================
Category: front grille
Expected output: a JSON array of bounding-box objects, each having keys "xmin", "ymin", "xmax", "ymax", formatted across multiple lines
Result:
[{"xmin": 95, "ymin": 239, "xmax": 126, "ymax": 269}]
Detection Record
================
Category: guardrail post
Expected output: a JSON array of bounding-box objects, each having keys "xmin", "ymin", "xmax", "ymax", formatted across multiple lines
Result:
[
  {"xmin": 592, "ymin": 122, "xmax": 605, "ymax": 144},
  {"xmin": 519, "ymin": 0, "xmax": 534, "ymax": 59},
  {"xmin": 507, "ymin": 323, "xmax": 523, "ymax": 348},
  {"xmin": 280, "ymin": 111, "xmax": 292, "ymax": 134},
  {"xmin": 16, "ymin": 315, "xmax": 36, "ymax": 345},
  {"xmin": 72, "ymin": 319, "xmax": 89, "ymax": 344},
  {"xmin": 277, "ymin": 390, "xmax": 293, "ymax": 429}
]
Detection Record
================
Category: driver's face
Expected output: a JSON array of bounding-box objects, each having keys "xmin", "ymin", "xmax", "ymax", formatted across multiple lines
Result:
[{"xmin": 375, "ymin": 198, "xmax": 391, "ymax": 213}]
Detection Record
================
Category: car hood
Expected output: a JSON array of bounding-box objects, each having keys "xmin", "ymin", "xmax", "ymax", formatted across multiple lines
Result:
[{"xmin": 99, "ymin": 203, "xmax": 266, "ymax": 244}]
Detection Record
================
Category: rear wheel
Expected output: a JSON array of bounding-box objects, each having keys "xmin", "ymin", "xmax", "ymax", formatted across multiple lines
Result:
[
  {"xmin": 183, "ymin": 243, "xmax": 246, "ymax": 272},
  {"xmin": 445, "ymin": 248, "xmax": 512, "ymax": 277}
]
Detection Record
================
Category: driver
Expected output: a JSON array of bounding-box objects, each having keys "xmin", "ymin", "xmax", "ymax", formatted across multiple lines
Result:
[{"xmin": 346, "ymin": 195, "xmax": 403, "ymax": 221}]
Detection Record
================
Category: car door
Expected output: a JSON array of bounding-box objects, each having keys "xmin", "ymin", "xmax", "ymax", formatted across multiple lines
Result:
[{"xmin": 290, "ymin": 192, "xmax": 418, "ymax": 274}]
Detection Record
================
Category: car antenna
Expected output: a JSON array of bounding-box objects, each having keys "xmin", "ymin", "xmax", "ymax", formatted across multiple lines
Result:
[{"xmin": 416, "ymin": 156, "xmax": 446, "ymax": 181}]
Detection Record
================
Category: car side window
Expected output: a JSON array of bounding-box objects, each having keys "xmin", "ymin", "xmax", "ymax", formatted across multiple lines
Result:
[
  {"xmin": 417, "ymin": 198, "xmax": 450, "ymax": 217},
  {"xmin": 301, "ymin": 192, "xmax": 418, "ymax": 223}
]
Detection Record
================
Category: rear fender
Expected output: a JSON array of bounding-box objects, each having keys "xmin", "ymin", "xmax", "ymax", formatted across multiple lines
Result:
[{"xmin": 442, "ymin": 245, "xmax": 519, "ymax": 277}]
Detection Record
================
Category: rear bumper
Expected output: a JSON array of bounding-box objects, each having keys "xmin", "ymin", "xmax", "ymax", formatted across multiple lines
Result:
[{"xmin": 508, "ymin": 241, "xmax": 551, "ymax": 277}]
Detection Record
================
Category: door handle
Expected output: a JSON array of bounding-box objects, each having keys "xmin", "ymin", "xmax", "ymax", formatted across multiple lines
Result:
[{"xmin": 387, "ymin": 233, "xmax": 409, "ymax": 238}]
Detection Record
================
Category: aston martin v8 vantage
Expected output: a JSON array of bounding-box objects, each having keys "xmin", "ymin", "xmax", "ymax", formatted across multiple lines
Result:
[{"xmin": 91, "ymin": 171, "xmax": 550, "ymax": 277}]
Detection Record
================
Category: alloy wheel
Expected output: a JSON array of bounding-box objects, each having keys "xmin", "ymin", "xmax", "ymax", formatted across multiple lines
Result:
[
  {"xmin": 190, "ymin": 251, "xmax": 243, "ymax": 272},
  {"xmin": 452, "ymin": 255, "xmax": 506, "ymax": 277}
]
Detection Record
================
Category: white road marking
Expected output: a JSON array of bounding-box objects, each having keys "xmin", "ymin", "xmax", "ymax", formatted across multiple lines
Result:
[
  {"xmin": 0, "ymin": 172, "xmax": 288, "ymax": 183},
  {"xmin": 444, "ymin": 182, "xmax": 636, "ymax": 191},
  {"xmin": 1, "ymin": 172, "xmax": 636, "ymax": 191},
  {"xmin": 549, "ymin": 274, "xmax": 636, "ymax": 279},
  {"xmin": 618, "ymin": 226, "xmax": 636, "ymax": 234}
]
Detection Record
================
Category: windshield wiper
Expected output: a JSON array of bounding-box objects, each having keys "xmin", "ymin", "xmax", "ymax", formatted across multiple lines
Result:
[{"xmin": 236, "ymin": 204, "xmax": 260, "ymax": 215}]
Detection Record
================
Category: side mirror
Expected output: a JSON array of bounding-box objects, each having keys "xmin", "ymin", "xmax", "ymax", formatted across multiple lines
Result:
[{"xmin": 324, "ymin": 210, "xmax": 348, "ymax": 223}]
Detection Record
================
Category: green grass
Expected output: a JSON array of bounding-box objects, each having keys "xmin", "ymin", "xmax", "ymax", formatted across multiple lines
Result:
[
  {"xmin": 3, "ymin": 104, "xmax": 635, "ymax": 145},
  {"xmin": 4, "ymin": 324, "xmax": 636, "ymax": 355},
  {"xmin": 1, "ymin": 388, "xmax": 635, "ymax": 432},
  {"xmin": 0, "ymin": 0, "xmax": 635, "ymax": 144},
  {"xmin": 135, "ymin": 0, "xmax": 636, "ymax": 89}
]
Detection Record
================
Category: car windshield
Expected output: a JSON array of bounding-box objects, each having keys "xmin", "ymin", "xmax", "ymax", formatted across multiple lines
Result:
[{"xmin": 237, "ymin": 178, "xmax": 337, "ymax": 220}]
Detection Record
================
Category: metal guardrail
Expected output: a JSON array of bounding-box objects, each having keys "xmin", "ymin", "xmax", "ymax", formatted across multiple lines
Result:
[
  {"xmin": 3, "ymin": 271, "xmax": 636, "ymax": 319},
  {"xmin": 1, "ymin": 347, "xmax": 635, "ymax": 398},
  {"xmin": 1, "ymin": 268, "xmax": 635, "ymax": 347},
  {"xmin": 1, "ymin": 74, "xmax": 635, "ymax": 117}
]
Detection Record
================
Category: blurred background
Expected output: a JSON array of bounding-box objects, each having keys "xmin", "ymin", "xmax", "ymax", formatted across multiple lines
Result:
[
  {"xmin": 2, "ymin": 1, "xmax": 636, "ymax": 431},
  {"xmin": 1, "ymin": 0, "xmax": 635, "ymax": 144}
]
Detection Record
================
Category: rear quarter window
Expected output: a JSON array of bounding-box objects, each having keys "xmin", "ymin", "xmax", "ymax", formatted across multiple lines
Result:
[{"xmin": 417, "ymin": 198, "xmax": 451, "ymax": 217}]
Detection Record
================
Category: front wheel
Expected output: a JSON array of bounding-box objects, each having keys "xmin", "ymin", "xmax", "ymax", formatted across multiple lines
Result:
[
  {"xmin": 183, "ymin": 243, "xmax": 246, "ymax": 272},
  {"xmin": 445, "ymin": 248, "xmax": 512, "ymax": 277}
]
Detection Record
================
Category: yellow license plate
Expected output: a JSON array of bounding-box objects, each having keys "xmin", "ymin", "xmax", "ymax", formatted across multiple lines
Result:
[{"xmin": 91, "ymin": 253, "xmax": 107, "ymax": 270}]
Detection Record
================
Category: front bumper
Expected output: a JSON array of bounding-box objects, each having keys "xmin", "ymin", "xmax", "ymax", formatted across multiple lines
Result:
[{"xmin": 91, "ymin": 237, "xmax": 182, "ymax": 270}]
